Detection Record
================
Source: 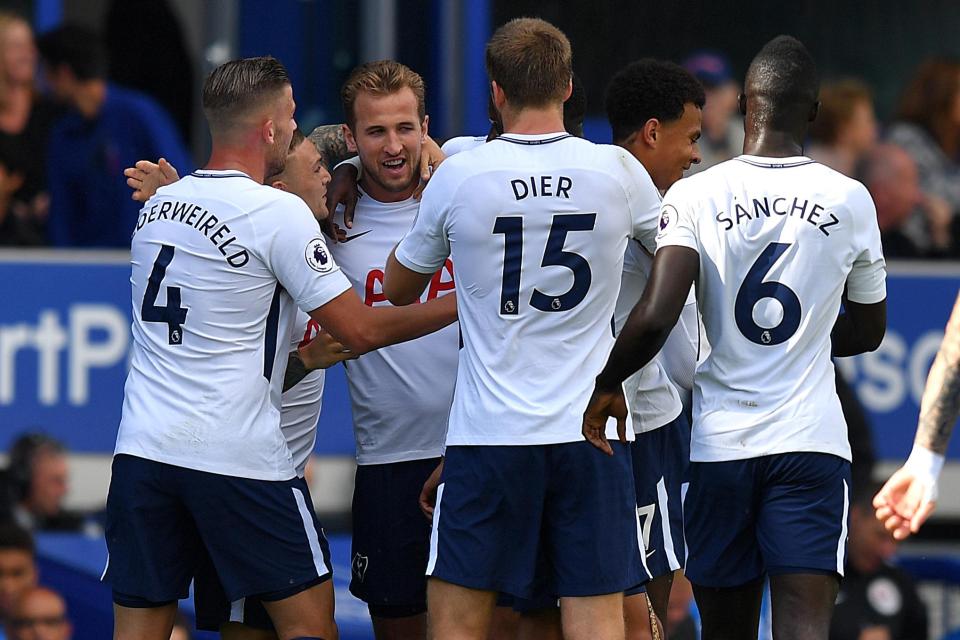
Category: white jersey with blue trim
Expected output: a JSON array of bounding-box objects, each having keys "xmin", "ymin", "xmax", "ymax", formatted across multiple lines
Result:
[
  {"xmin": 440, "ymin": 135, "xmax": 487, "ymax": 156},
  {"xmin": 656, "ymin": 155, "xmax": 887, "ymax": 462},
  {"xmin": 116, "ymin": 169, "xmax": 352, "ymax": 481},
  {"xmin": 395, "ymin": 132, "xmax": 662, "ymax": 446},
  {"xmin": 329, "ymin": 191, "xmax": 457, "ymax": 465},
  {"xmin": 281, "ymin": 309, "xmax": 325, "ymax": 477}
]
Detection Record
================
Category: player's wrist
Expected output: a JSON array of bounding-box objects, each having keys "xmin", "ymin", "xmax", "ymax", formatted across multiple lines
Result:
[
  {"xmin": 594, "ymin": 371, "xmax": 622, "ymax": 394},
  {"xmin": 905, "ymin": 444, "xmax": 946, "ymax": 481}
]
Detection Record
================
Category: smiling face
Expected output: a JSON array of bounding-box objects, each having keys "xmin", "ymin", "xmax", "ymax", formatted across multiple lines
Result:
[
  {"xmin": 278, "ymin": 138, "xmax": 331, "ymax": 220},
  {"xmin": 344, "ymin": 87, "xmax": 426, "ymax": 203},
  {"xmin": 625, "ymin": 101, "xmax": 703, "ymax": 192}
]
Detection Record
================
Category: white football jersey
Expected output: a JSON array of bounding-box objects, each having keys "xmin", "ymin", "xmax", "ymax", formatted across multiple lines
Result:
[
  {"xmin": 281, "ymin": 310, "xmax": 325, "ymax": 477},
  {"xmin": 441, "ymin": 135, "xmax": 487, "ymax": 156},
  {"xmin": 116, "ymin": 170, "xmax": 352, "ymax": 480},
  {"xmin": 329, "ymin": 191, "xmax": 457, "ymax": 464},
  {"xmin": 614, "ymin": 240, "xmax": 684, "ymax": 433},
  {"xmin": 656, "ymin": 155, "xmax": 886, "ymax": 462},
  {"xmin": 395, "ymin": 132, "xmax": 662, "ymax": 446}
]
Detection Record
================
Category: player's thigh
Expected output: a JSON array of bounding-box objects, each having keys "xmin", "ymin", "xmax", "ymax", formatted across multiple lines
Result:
[
  {"xmin": 559, "ymin": 592, "xmax": 625, "ymax": 640},
  {"xmin": 104, "ymin": 454, "xmax": 201, "ymax": 605},
  {"xmin": 683, "ymin": 459, "xmax": 764, "ymax": 588},
  {"xmin": 757, "ymin": 452, "xmax": 851, "ymax": 577},
  {"xmin": 261, "ymin": 579, "xmax": 337, "ymax": 640},
  {"xmin": 350, "ymin": 457, "xmax": 439, "ymax": 615},
  {"xmin": 546, "ymin": 440, "xmax": 646, "ymax": 597},
  {"xmin": 427, "ymin": 577, "xmax": 498, "ymax": 640},
  {"xmin": 184, "ymin": 473, "xmax": 332, "ymax": 604},
  {"xmin": 113, "ymin": 602, "xmax": 179, "ymax": 640},
  {"xmin": 219, "ymin": 623, "xmax": 278, "ymax": 640},
  {"xmin": 427, "ymin": 446, "xmax": 546, "ymax": 597},
  {"xmin": 691, "ymin": 578, "xmax": 764, "ymax": 640},
  {"xmin": 769, "ymin": 573, "xmax": 840, "ymax": 640},
  {"xmin": 623, "ymin": 591, "xmax": 657, "ymax": 640}
]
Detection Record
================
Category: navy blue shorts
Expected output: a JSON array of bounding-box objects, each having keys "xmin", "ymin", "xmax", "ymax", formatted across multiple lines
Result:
[
  {"xmin": 428, "ymin": 442, "xmax": 644, "ymax": 598},
  {"xmin": 191, "ymin": 477, "xmax": 332, "ymax": 631},
  {"xmin": 103, "ymin": 455, "xmax": 331, "ymax": 606},
  {"xmin": 349, "ymin": 457, "xmax": 441, "ymax": 616},
  {"xmin": 632, "ymin": 413, "xmax": 690, "ymax": 580},
  {"xmin": 684, "ymin": 452, "xmax": 851, "ymax": 588}
]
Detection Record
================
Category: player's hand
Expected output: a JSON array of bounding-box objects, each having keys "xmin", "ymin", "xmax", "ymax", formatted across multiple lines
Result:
[
  {"xmin": 320, "ymin": 218, "xmax": 347, "ymax": 243},
  {"xmin": 124, "ymin": 158, "xmax": 179, "ymax": 202},
  {"xmin": 298, "ymin": 330, "xmax": 356, "ymax": 370},
  {"xmin": 413, "ymin": 134, "xmax": 446, "ymax": 200},
  {"xmin": 419, "ymin": 459, "xmax": 444, "ymax": 520},
  {"xmin": 873, "ymin": 466, "xmax": 937, "ymax": 540},
  {"xmin": 581, "ymin": 386, "xmax": 629, "ymax": 456},
  {"xmin": 325, "ymin": 162, "xmax": 360, "ymax": 233}
]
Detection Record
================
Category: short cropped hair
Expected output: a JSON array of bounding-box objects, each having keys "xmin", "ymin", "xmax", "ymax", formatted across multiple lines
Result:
[
  {"xmin": 0, "ymin": 524, "xmax": 34, "ymax": 556},
  {"xmin": 746, "ymin": 35, "xmax": 818, "ymax": 104},
  {"xmin": 809, "ymin": 79, "xmax": 872, "ymax": 144},
  {"xmin": 264, "ymin": 129, "xmax": 306, "ymax": 183},
  {"xmin": 605, "ymin": 59, "xmax": 705, "ymax": 143},
  {"xmin": 36, "ymin": 24, "xmax": 107, "ymax": 80},
  {"xmin": 341, "ymin": 60, "xmax": 426, "ymax": 130},
  {"xmin": 485, "ymin": 18, "xmax": 572, "ymax": 109},
  {"xmin": 202, "ymin": 56, "xmax": 291, "ymax": 133}
]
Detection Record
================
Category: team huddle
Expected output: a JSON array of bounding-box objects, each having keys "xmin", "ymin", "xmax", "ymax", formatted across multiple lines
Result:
[{"xmin": 107, "ymin": 16, "xmax": 891, "ymax": 640}]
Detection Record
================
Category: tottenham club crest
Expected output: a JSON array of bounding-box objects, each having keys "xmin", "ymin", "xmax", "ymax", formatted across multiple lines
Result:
[
  {"xmin": 305, "ymin": 237, "xmax": 334, "ymax": 273},
  {"xmin": 352, "ymin": 553, "xmax": 370, "ymax": 582}
]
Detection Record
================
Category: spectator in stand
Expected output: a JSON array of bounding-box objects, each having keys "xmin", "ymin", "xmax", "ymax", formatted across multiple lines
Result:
[
  {"xmin": 4, "ymin": 587, "xmax": 71, "ymax": 640},
  {"xmin": 887, "ymin": 58, "xmax": 960, "ymax": 249},
  {"xmin": 0, "ymin": 13, "xmax": 61, "ymax": 246},
  {"xmin": 830, "ymin": 483, "xmax": 927, "ymax": 640},
  {"xmin": 36, "ymin": 24, "xmax": 192, "ymax": 248},
  {"xmin": 808, "ymin": 79, "xmax": 878, "ymax": 177},
  {"xmin": 861, "ymin": 144, "xmax": 953, "ymax": 258},
  {"xmin": 682, "ymin": 50, "xmax": 743, "ymax": 173},
  {"xmin": 0, "ymin": 434, "xmax": 98, "ymax": 535},
  {"xmin": 0, "ymin": 524, "xmax": 37, "ymax": 637}
]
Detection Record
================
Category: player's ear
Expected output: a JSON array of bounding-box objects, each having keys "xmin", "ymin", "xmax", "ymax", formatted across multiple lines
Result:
[
  {"xmin": 642, "ymin": 118, "xmax": 659, "ymax": 147},
  {"xmin": 421, "ymin": 114, "xmax": 429, "ymax": 141},
  {"xmin": 738, "ymin": 93, "xmax": 747, "ymax": 116},
  {"xmin": 491, "ymin": 81, "xmax": 507, "ymax": 111},
  {"xmin": 562, "ymin": 76, "xmax": 573, "ymax": 102},
  {"xmin": 809, "ymin": 100, "xmax": 820, "ymax": 123},
  {"xmin": 342, "ymin": 123, "xmax": 358, "ymax": 153},
  {"xmin": 262, "ymin": 118, "xmax": 276, "ymax": 145},
  {"xmin": 271, "ymin": 179, "xmax": 288, "ymax": 192}
]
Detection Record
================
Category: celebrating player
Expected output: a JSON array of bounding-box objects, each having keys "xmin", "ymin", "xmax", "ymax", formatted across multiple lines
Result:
[
  {"xmin": 103, "ymin": 56, "xmax": 456, "ymax": 640},
  {"xmin": 384, "ymin": 18, "xmax": 662, "ymax": 640},
  {"xmin": 584, "ymin": 36, "xmax": 887, "ymax": 640}
]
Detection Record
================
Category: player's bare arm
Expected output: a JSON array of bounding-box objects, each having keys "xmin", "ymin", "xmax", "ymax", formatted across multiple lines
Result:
[
  {"xmin": 874, "ymin": 290, "xmax": 960, "ymax": 539},
  {"xmin": 383, "ymin": 247, "xmax": 434, "ymax": 306},
  {"xmin": 308, "ymin": 285, "xmax": 456, "ymax": 355},
  {"xmin": 583, "ymin": 246, "xmax": 699, "ymax": 454},
  {"xmin": 282, "ymin": 330, "xmax": 356, "ymax": 392},
  {"xmin": 830, "ymin": 295, "xmax": 886, "ymax": 357}
]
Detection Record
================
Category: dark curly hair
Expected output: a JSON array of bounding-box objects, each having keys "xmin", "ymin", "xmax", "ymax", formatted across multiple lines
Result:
[{"xmin": 605, "ymin": 59, "xmax": 705, "ymax": 143}]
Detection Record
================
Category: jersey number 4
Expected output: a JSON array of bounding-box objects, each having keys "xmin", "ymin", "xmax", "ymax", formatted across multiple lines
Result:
[
  {"xmin": 142, "ymin": 244, "xmax": 189, "ymax": 345},
  {"xmin": 493, "ymin": 213, "xmax": 596, "ymax": 315},
  {"xmin": 735, "ymin": 242, "xmax": 801, "ymax": 346}
]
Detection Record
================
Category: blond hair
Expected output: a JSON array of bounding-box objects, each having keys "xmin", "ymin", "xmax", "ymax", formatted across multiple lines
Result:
[
  {"xmin": 341, "ymin": 60, "xmax": 426, "ymax": 129},
  {"xmin": 485, "ymin": 18, "xmax": 572, "ymax": 109}
]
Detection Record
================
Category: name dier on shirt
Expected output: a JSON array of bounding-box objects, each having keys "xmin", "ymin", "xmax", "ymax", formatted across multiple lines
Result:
[
  {"xmin": 132, "ymin": 200, "xmax": 249, "ymax": 267},
  {"xmin": 715, "ymin": 196, "xmax": 840, "ymax": 236},
  {"xmin": 511, "ymin": 175, "xmax": 573, "ymax": 200}
]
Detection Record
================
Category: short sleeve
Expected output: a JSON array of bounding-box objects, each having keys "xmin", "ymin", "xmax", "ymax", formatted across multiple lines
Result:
[
  {"xmin": 845, "ymin": 184, "xmax": 887, "ymax": 304},
  {"xmin": 615, "ymin": 149, "xmax": 662, "ymax": 253},
  {"xmin": 255, "ymin": 195, "xmax": 353, "ymax": 312},
  {"xmin": 394, "ymin": 170, "xmax": 453, "ymax": 274},
  {"xmin": 655, "ymin": 181, "xmax": 700, "ymax": 254}
]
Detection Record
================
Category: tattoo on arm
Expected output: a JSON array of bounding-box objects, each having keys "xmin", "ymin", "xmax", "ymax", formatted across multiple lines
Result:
[
  {"xmin": 308, "ymin": 125, "xmax": 355, "ymax": 170},
  {"xmin": 916, "ymin": 292, "xmax": 960, "ymax": 454},
  {"xmin": 282, "ymin": 352, "xmax": 310, "ymax": 393}
]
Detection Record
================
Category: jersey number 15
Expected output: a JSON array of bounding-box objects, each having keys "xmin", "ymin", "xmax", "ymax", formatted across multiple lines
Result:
[{"xmin": 493, "ymin": 213, "xmax": 596, "ymax": 316}]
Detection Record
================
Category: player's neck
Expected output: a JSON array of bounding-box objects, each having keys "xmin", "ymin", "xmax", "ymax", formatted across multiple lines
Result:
[
  {"xmin": 204, "ymin": 147, "xmax": 267, "ymax": 184},
  {"xmin": 500, "ymin": 104, "xmax": 565, "ymax": 136},
  {"xmin": 743, "ymin": 129, "xmax": 805, "ymax": 158}
]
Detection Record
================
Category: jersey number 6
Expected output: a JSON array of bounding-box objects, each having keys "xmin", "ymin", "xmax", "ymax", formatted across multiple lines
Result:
[
  {"xmin": 735, "ymin": 242, "xmax": 801, "ymax": 346},
  {"xmin": 142, "ymin": 244, "xmax": 189, "ymax": 345},
  {"xmin": 493, "ymin": 213, "xmax": 596, "ymax": 316}
]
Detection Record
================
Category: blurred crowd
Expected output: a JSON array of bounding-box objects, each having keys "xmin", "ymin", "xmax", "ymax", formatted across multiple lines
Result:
[{"xmin": 0, "ymin": 9, "xmax": 959, "ymax": 258}]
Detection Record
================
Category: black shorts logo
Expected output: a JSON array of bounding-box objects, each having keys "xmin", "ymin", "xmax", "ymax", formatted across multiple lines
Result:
[{"xmin": 352, "ymin": 553, "xmax": 370, "ymax": 582}]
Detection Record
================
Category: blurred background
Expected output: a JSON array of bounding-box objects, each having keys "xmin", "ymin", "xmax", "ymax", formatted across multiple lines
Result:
[{"xmin": 1, "ymin": 0, "xmax": 960, "ymax": 638}]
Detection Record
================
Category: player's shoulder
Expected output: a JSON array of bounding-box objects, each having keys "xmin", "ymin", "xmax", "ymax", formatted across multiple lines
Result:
[{"xmin": 440, "ymin": 135, "xmax": 487, "ymax": 157}]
